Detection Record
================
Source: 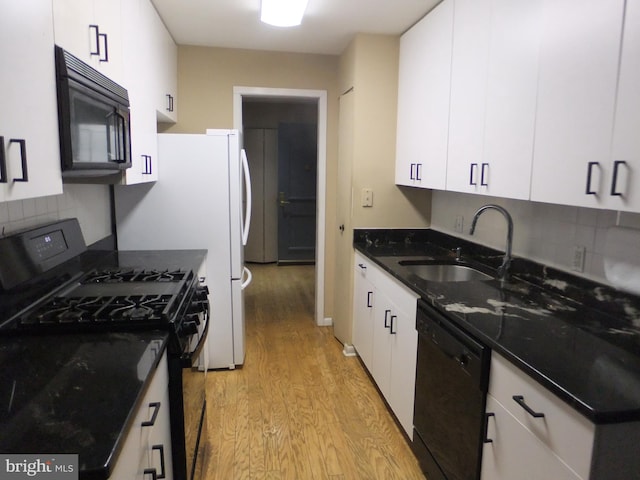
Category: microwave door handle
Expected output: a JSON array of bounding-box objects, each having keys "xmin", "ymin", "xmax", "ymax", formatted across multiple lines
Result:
[{"xmin": 113, "ymin": 110, "xmax": 127, "ymax": 163}]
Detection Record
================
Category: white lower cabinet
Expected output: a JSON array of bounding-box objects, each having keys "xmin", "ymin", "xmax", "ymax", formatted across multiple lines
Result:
[
  {"xmin": 352, "ymin": 252, "xmax": 418, "ymax": 437},
  {"xmin": 482, "ymin": 395, "xmax": 582, "ymax": 480},
  {"xmin": 109, "ymin": 352, "xmax": 173, "ymax": 479}
]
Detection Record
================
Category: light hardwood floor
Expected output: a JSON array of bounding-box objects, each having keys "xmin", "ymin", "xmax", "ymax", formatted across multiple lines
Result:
[{"xmin": 202, "ymin": 263, "xmax": 426, "ymax": 480}]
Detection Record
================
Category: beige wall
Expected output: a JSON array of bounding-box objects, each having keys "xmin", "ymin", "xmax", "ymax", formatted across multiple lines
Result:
[
  {"xmin": 332, "ymin": 34, "xmax": 431, "ymax": 344},
  {"xmin": 164, "ymin": 45, "xmax": 340, "ymax": 320}
]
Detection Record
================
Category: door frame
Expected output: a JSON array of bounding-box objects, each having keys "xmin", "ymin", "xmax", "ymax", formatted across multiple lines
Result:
[{"xmin": 233, "ymin": 86, "xmax": 329, "ymax": 327}]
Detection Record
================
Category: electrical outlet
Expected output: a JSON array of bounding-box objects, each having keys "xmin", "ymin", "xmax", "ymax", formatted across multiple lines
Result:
[
  {"xmin": 361, "ymin": 188, "xmax": 373, "ymax": 207},
  {"xmin": 454, "ymin": 215, "xmax": 464, "ymax": 233},
  {"xmin": 571, "ymin": 245, "xmax": 586, "ymax": 272}
]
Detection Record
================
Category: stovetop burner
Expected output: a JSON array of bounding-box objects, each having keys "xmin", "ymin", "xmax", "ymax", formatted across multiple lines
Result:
[
  {"xmin": 82, "ymin": 269, "xmax": 187, "ymax": 284},
  {"xmin": 21, "ymin": 294, "xmax": 175, "ymax": 327}
]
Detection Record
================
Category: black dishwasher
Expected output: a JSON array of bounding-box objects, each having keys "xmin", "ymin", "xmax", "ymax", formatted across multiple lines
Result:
[{"xmin": 413, "ymin": 298, "xmax": 490, "ymax": 480}]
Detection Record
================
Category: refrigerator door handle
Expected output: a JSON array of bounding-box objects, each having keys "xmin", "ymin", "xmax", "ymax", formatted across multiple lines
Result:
[
  {"xmin": 241, "ymin": 149, "xmax": 252, "ymax": 246},
  {"xmin": 241, "ymin": 266, "xmax": 253, "ymax": 289}
]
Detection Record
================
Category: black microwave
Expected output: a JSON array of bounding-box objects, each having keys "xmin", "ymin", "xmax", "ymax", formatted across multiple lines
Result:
[{"xmin": 54, "ymin": 45, "xmax": 131, "ymax": 180}]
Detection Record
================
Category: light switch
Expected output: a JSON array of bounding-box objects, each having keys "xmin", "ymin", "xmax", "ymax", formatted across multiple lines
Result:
[{"xmin": 361, "ymin": 188, "xmax": 373, "ymax": 207}]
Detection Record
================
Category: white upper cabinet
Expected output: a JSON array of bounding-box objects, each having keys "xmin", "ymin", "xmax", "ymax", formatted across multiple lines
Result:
[
  {"xmin": 447, "ymin": 0, "xmax": 541, "ymax": 200},
  {"xmin": 0, "ymin": 0, "xmax": 63, "ymax": 202},
  {"xmin": 52, "ymin": 0, "xmax": 124, "ymax": 85},
  {"xmin": 479, "ymin": 0, "xmax": 541, "ymax": 200},
  {"xmin": 151, "ymin": 3, "xmax": 178, "ymax": 123},
  {"xmin": 607, "ymin": 0, "xmax": 640, "ymax": 212},
  {"xmin": 530, "ymin": 0, "xmax": 625, "ymax": 208},
  {"xmin": 395, "ymin": 0, "xmax": 453, "ymax": 189},
  {"xmin": 446, "ymin": 0, "xmax": 491, "ymax": 194}
]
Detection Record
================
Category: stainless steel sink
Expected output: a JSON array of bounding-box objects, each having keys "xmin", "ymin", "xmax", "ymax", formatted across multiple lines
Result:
[{"xmin": 399, "ymin": 261, "xmax": 493, "ymax": 282}]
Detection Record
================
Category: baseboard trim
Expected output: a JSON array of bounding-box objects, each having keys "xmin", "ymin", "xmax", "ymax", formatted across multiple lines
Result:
[{"xmin": 342, "ymin": 343, "xmax": 357, "ymax": 357}]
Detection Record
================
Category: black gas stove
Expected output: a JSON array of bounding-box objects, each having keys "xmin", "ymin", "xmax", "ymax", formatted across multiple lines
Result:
[
  {"xmin": 0, "ymin": 220, "xmax": 209, "ymax": 359},
  {"xmin": 0, "ymin": 218, "xmax": 210, "ymax": 480}
]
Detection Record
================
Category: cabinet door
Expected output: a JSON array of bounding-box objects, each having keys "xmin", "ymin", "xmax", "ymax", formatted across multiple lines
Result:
[
  {"xmin": 530, "ymin": 0, "xmax": 625, "ymax": 208},
  {"xmin": 395, "ymin": 0, "xmax": 453, "ymax": 189},
  {"xmin": 387, "ymin": 297, "xmax": 418, "ymax": 438},
  {"xmin": 371, "ymin": 288, "xmax": 393, "ymax": 401},
  {"xmin": 446, "ymin": 0, "xmax": 491, "ymax": 194},
  {"xmin": 481, "ymin": 395, "xmax": 582, "ymax": 480},
  {"xmin": 480, "ymin": 0, "xmax": 541, "ymax": 200},
  {"xmin": 0, "ymin": 0, "xmax": 63, "ymax": 202},
  {"xmin": 150, "ymin": 0, "xmax": 178, "ymax": 124},
  {"xmin": 121, "ymin": 0, "xmax": 159, "ymax": 185},
  {"xmin": 52, "ymin": 0, "xmax": 124, "ymax": 84},
  {"xmin": 352, "ymin": 257, "xmax": 376, "ymax": 372},
  {"xmin": 607, "ymin": 0, "xmax": 640, "ymax": 212}
]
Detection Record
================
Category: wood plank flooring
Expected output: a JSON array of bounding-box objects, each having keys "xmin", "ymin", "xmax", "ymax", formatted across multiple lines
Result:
[{"xmin": 201, "ymin": 263, "xmax": 426, "ymax": 480}]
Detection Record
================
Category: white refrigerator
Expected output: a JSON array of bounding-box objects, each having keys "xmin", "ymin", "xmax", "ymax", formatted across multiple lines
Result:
[{"xmin": 114, "ymin": 129, "xmax": 252, "ymax": 369}]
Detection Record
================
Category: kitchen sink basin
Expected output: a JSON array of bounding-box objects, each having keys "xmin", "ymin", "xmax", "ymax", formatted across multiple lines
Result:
[{"xmin": 398, "ymin": 261, "xmax": 493, "ymax": 282}]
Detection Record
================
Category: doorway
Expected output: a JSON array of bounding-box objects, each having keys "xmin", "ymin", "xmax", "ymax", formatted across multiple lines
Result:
[
  {"xmin": 233, "ymin": 87, "xmax": 328, "ymax": 327},
  {"xmin": 241, "ymin": 101, "xmax": 318, "ymax": 265}
]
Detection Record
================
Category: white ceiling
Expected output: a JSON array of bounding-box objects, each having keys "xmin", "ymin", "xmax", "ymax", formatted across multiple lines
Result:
[{"xmin": 150, "ymin": 0, "xmax": 442, "ymax": 55}]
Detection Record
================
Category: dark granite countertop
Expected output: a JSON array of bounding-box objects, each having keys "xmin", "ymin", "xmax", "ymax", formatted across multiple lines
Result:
[
  {"xmin": 0, "ymin": 248, "xmax": 207, "ymax": 478},
  {"xmin": 0, "ymin": 332, "xmax": 169, "ymax": 479},
  {"xmin": 354, "ymin": 229, "xmax": 640, "ymax": 424}
]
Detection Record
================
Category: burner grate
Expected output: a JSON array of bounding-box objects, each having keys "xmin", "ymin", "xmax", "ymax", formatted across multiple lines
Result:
[{"xmin": 81, "ymin": 269, "xmax": 187, "ymax": 284}]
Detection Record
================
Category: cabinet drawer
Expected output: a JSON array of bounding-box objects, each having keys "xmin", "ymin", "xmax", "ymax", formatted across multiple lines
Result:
[{"xmin": 488, "ymin": 353, "xmax": 594, "ymax": 479}]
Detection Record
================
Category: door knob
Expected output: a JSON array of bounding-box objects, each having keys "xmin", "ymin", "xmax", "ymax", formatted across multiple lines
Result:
[{"xmin": 279, "ymin": 191, "xmax": 290, "ymax": 206}]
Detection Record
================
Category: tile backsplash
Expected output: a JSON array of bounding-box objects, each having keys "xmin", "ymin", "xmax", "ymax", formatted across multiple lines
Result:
[
  {"xmin": 431, "ymin": 190, "xmax": 640, "ymax": 286},
  {"xmin": 0, "ymin": 185, "xmax": 112, "ymax": 246}
]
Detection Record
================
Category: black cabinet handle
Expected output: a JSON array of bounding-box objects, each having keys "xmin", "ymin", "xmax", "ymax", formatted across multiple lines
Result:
[
  {"xmin": 384, "ymin": 309, "xmax": 391, "ymax": 328},
  {"xmin": 142, "ymin": 155, "xmax": 153, "ymax": 175},
  {"xmin": 358, "ymin": 263, "xmax": 366, "ymax": 270},
  {"xmin": 469, "ymin": 163, "xmax": 478, "ymax": 186},
  {"xmin": 410, "ymin": 163, "xmax": 416, "ymax": 180},
  {"xmin": 416, "ymin": 163, "xmax": 422, "ymax": 181},
  {"xmin": 0, "ymin": 136, "xmax": 6, "ymax": 183},
  {"xmin": 144, "ymin": 468, "xmax": 157, "ymax": 480},
  {"xmin": 483, "ymin": 412, "xmax": 495, "ymax": 443},
  {"xmin": 512, "ymin": 395, "xmax": 545, "ymax": 418},
  {"xmin": 89, "ymin": 25, "xmax": 100, "ymax": 56},
  {"xmin": 390, "ymin": 315, "xmax": 397, "ymax": 334},
  {"xmin": 99, "ymin": 32, "xmax": 109, "ymax": 62},
  {"xmin": 366, "ymin": 291, "xmax": 373, "ymax": 308},
  {"xmin": 151, "ymin": 445, "xmax": 166, "ymax": 479},
  {"xmin": 142, "ymin": 402, "xmax": 161, "ymax": 427},
  {"xmin": 481, "ymin": 163, "xmax": 489, "ymax": 186},
  {"xmin": 586, "ymin": 162, "xmax": 599, "ymax": 195},
  {"xmin": 610, "ymin": 160, "xmax": 627, "ymax": 196},
  {"xmin": 9, "ymin": 139, "xmax": 28, "ymax": 182},
  {"xmin": 166, "ymin": 94, "xmax": 174, "ymax": 112}
]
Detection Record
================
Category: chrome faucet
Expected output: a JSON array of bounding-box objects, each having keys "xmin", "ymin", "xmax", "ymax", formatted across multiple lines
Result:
[{"xmin": 469, "ymin": 204, "xmax": 513, "ymax": 281}]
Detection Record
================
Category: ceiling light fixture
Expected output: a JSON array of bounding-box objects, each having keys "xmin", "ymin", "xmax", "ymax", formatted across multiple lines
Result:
[{"xmin": 260, "ymin": 0, "xmax": 309, "ymax": 27}]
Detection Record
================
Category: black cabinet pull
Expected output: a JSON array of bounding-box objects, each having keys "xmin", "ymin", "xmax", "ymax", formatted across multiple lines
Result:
[
  {"xmin": 410, "ymin": 163, "xmax": 416, "ymax": 180},
  {"xmin": 142, "ymin": 155, "xmax": 153, "ymax": 175},
  {"xmin": 366, "ymin": 291, "xmax": 373, "ymax": 308},
  {"xmin": 483, "ymin": 412, "xmax": 495, "ymax": 443},
  {"xmin": 144, "ymin": 468, "xmax": 157, "ymax": 480},
  {"xmin": 610, "ymin": 160, "xmax": 627, "ymax": 196},
  {"xmin": 9, "ymin": 139, "xmax": 28, "ymax": 182},
  {"xmin": 89, "ymin": 25, "xmax": 100, "ymax": 56},
  {"xmin": 512, "ymin": 395, "xmax": 545, "ymax": 418},
  {"xmin": 358, "ymin": 263, "xmax": 366, "ymax": 270},
  {"xmin": 142, "ymin": 402, "xmax": 161, "ymax": 427},
  {"xmin": 390, "ymin": 315, "xmax": 397, "ymax": 334},
  {"xmin": 166, "ymin": 94, "xmax": 174, "ymax": 112},
  {"xmin": 586, "ymin": 161, "xmax": 599, "ymax": 195},
  {"xmin": 469, "ymin": 163, "xmax": 478, "ymax": 185},
  {"xmin": 0, "ymin": 136, "xmax": 6, "ymax": 183},
  {"xmin": 481, "ymin": 163, "xmax": 489, "ymax": 186},
  {"xmin": 151, "ymin": 445, "xmax": 166, "ymax": 479},
  {"xmin": 99, "ymin": 32, "xmax": 109, "ymax": 62},
  {"xmin": 384, "ymin": 309, "xmax": 391, "ymax": 328},
  {"xmin": 416, "ymin": 163, "xmax": 422, "ymax": 181}
]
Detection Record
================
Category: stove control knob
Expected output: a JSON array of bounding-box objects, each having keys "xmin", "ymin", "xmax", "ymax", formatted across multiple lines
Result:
[
  {"xmin": 182, "ymin": 321, "xmax": 199, "ymax": 335},
  {"xmin": 195, "ymin": 285, "xmax": 209, "ymax": 300},
  {"xmin": 186, "ymin": 312, "xmax": 201, "ymax": 325}
]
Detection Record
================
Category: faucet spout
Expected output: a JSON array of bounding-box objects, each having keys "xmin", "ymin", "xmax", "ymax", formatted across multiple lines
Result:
[{"xmin": 469, "ymin": 204, "xmax": 513, "ymax": 280}]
